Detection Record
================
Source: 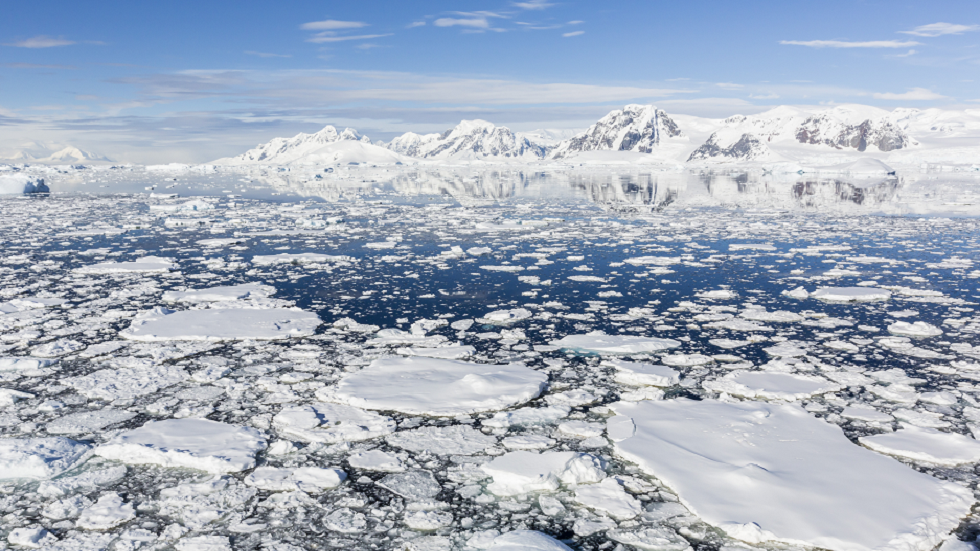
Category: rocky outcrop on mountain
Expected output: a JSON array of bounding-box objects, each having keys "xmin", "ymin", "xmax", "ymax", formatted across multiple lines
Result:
[
  {"xmin": 687, "ymin": 131, "xmax": 773, "ymax": 162},
  {"xmin": 549, "ymin": 105, "xmax": 683, "ymax": 159},
  {"xmin": 227, "ymin": 126, "xmax": 369, "ymax": 164},
  {"xmin": 386, "ymin": 120, "xmax": 547, "ymax": 160},
  {"xmin": 794, "ymin": 115, "xmax": 910, "ymax": 152}
]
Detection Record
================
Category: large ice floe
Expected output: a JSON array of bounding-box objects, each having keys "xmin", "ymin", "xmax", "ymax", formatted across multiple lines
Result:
[
  {"xmin": 609, "ymin": 399, "xmax": 973, "ymax": 551},
  {"xmin": 120, "ymin": 307, "xmax": 321, "ymax": 341},
  {"xmin": 329, "ymin": 356, "xmax": 548, "ymax": 415},
  {"xmin": 95, "ymin": 419, "xmax": 267, "ymax": 473},
  {"xmin": 860, "ymin": 425, "xmax": 980, "ymax": 466}
]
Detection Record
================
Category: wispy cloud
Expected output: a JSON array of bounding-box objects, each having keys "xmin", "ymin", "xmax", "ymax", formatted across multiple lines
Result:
[
  {"xmin": 750, "ymin": 92, "xmax": 780, "ymax": 99},
  {"xmin": 895, "ymin": 49, "xmax": 917, "ymax": 58},
  {"xmin": 900, "ymin": 22, "xmax": 979, "ymax": 37},
  {"xmin": 873, "ymin": 88, "xmax": 946, "ymax": 100},
  {"xmin": 307, "ymin": 33, "xmax": 392, "ymax": 43},
  {"xmin": 434, "ymin": 18, "xmax": 490, "ymax": 28},
  {"xmin": 245, "ymin": 51, "xmax": 292, "ymax": 58},
  {"xmin": 5, "ymin": 36, "xmax": 75, "ymax": 48},
  {"xmin": 1, "ymin": 62, "xmax": 76, "ymax": 69},
  {"xmin": 407, "ymin": 21, "xmax": 426, "ymax": 28},
  {"xmin": 513, "ymin": 0, "xmax": 555, "ymax": 9},
  {"xmin": 715, "ymin": 82, "xmax": 744, "ymax": 89},
  {"xmin": 300, "ymin": 20, "xmax": 367, "ymax": 31},
  {"xmin": 562, "ymin": 31, "xmax": 584, "ymax": 37},
  {"xmin": 780, "ymin": 39, "xmax": 920, "ymax": 48}
]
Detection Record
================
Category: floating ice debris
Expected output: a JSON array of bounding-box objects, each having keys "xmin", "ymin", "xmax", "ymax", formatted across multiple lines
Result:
[
  {"xmin": 387, "ymin": 425, "xmax": 497, "ymax": 455},
  {"xmin": 624, "ymin": 256, "xmax": 681, "ymax": 266},
  {"xmin": 0, "ymin": 297, "xmax": 66, "ymax": 314},
  {"xmin": 729, "ymin": 244, "xmax": 776, "ymax": 251},
  {"xmin": 31, "ymin": 339, "xmax": 86, "ymax": 357},
  {"xmin": 503, "ymin": 435, "xmax": 556, "ymax": 450},
  {"xmin": 604, "ymin": 359, "xmax": 680, "ymax": 387},
  {"xmin": 660, "ymin": 353, "xmax": 714, "ymax": 367},
  {"xmin": 396, "ymin": 345, "xmax": 475, "ymax": 359},
  {"xmin": 763, "ymin": 342, "xmax": 809, "ymax": 357},
  {"xmin": 574, "ymin": 478, "xmax": 642, "ymax": 520},
  {"xmin": 811, "ymin": 287, "xmax": 891, "ymax": 302},
  {"xmin": 480, "ymin": 308, "xmax": 533, "ymax": 324},
  {"xmin": 95, "ymin": 419, "xmax": 267, "ymax": 473},
  {"xmin": 782, "ymin": 287, "xmax": 810, "ymax": 300},
  {"xmin": 610, "ymin": 399, "xmax": 972, "ymax": 551},
  {"xmin": 67, "ymin": 365, "xmax": 187, "ymax": 401},
  {"xmin": 481, "ymin": 451, "xmax": 606, "ymax": 496},
  {"xmin": 7, "ymin": 527, "xmax": 57, "ymax": 548},
  {"xmin": 46, "ymin": 409, "xmax": 136, "ymax": 435},
  {"xmin": 75, "ymin": 256, "xmax": 177, "ymax": 274},
  {"xmin": 0, "ymin": 437, "xmax": 90, "ymax": 480},
  {"xmin": 162, "ymin": 283, "xmax": 275, "ymax": 303},
  {"xmin": 251, "ymin": 253, "xmax": 350, "ymax": 265},
  {"xmin": 377, "ymin": 470, "xmax": 442, "ymax": 500},
  {"xmin": 484, "ymin": 406, "xmax": 571, "ymax": 428},
  {"xmin": 704, "ymin": 319, "xmax": 774, "ymax": 332},
  {"xmin": 558, "ymin": 420, "xmax": 605, "ymax": 438},
  {"xmin": 467, "ymin": 247, "xmax": 492, "ymax": 256},
  {"xmin": 120, "ymin": 308, "xmax": 321, "ymax": 341},
  {"xmin": 405, "ymin": 510, "xmax": 454, "ymax": 530},
  {"xmin": 551, "ymin": 334, "xmax": 680, "ymax": 355},
  {"xmin": 76, "ymin": 493, "xmax": 135, "ymax": 530},
  {"xmin": 272, "ymin": 403, "xmax": 396, "ymax": 443},
  {"xmin": 860, "ymin": 426, "xmax": 980, "ymax": 466},
  {"xmin": 0, "ymin": 357, "xmax": 57, "ymax": 372},
  {"xmin": 367, "ymin": 329, "xmax": 448, "ymax": 347},
  {"xmin": 481, "ymin": 265, "xmax": 525, "ymax": 272},
  {"xmin": 703, "ymin": 372, "xmax": 842, "ymax": 401},
  {"xmin": 331, "ymin": 357, "xmax": 547, "ymax": 416},
  {"xmin": 888, "ymin": 321, "xmax": 943, "ymax": 338},
  {"xmin": 740, "ymin": 309, "xmax": 804, "ymax": 323},
  {"xmin": 607, "ymin": 526, "xmax": 692, "ymax": 551},
  {"xmin": 696, "ymin": 289, "xmax": 737, "ymax": 300},
  {"xmin": 842, "ymin": 406, "xmax": 895, "ymax": 423},
  {"xmin": 485, "ymin": 530, "xmax": 573, "ymax": 551},
  {"xmin": 244, "ymin": 467, "xmax": 346, "ymax": 492},
  {"xmin": 348, "ymin": 449, "xmax": 405, "ymax": 472}
]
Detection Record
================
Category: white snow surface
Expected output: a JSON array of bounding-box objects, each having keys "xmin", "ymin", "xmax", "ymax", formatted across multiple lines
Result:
[
  {"xmin": 482, "ymin": 451, "xmax": 606, "ymax": 496},
  {"xmin": 604, "ymin": 359, "xmax": 680, "ymax": 387},
  {"xmin": 811, "ymin": 287, "xmax": 892, "ymax": 302},
  {"xmin": 0, "ymin": 437, "xmax": 90, "ymax": 480},
  {"xmin": 860, "ymin": 425, "xmax": 980, "ymax": 466},
  {"xmin": 162, "ymin": 283, "xmax": 275, "ymax": 303},
  {"xmin": 272, "ymin": 403, "xmax": 396, "ymax": 443},
  {"xmin": 703, "ymin": 371, "xmax": 843, "ymax": 401},
  {"xmin": 330, "ymin": 356, "xmax": 548, "ymax": 416},
  {"xmin": 550, "ymin": 334, "xmax": 680, "ymax": 355},
  {"xmin": 120, "ymin": 308, "xmax": 321, "ymax": 341},
  {"xmin": 487, "ymin": 530, "xmax": 573, "ymax": 551},
  {"xmin": 74, "ymin": 256, "xmax": 177, "ymax": 274},
  {"xmin": 95, "ymin": 419, "xmax": 267, "ymax": 473},
  {"xmin": 610, "ymin": 399, "xmax": 973, "ymax": 551}
]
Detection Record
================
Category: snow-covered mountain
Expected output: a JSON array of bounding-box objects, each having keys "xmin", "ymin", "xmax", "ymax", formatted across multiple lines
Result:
[
  {"xmin": 386, "ymin": 120, "xmax": 548, "ymax": 161},
  {"xmin": 549, "ymin": 105, "xmax": 684, "ymax": 159},
  {"xmin": 686, "ymin": 105, "xmax": 917, "ymax": 163},
  {"xmin": 1, "ymin": 143, "xmax": 112, "ymax": 164},
  {"xmin": 213, "ymin": 125, "xmax": 408, "ymax": 165}
]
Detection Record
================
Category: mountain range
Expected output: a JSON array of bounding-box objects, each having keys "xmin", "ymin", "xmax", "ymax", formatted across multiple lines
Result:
[
  {"xmin": 207, "ymin": 103, "xmax": 980, "ymax": 168},
  {"xmin": 0, "ymin": 143, "xmax": 113, "ymax": 164}
]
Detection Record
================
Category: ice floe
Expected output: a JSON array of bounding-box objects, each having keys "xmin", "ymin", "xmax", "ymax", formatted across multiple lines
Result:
[
  {"xmin": 0, "ymin": 437, "xmax": 90, "ymax": 480},
  {"xmin": 703, "ymin": 371, "xmax": 842, "ymax": 401},
  {"xmin": 860, "ymin": 425, "xmax": 980, "ymax": 466},
  {"xmin": 272, "ymin": 403, "xmax": 396, "ymax": 443},
  {"xmin": 121, "ymin": 307, "xmax": 321, "ymax": 341},
  {"xmin": 481, "ymin": 451, "xmax": 606, "ymax": 496},
  {"xmin": 811, "ymin": 287, "xmax": 892, "ymax": 302},
  {"xmin": 550, "ymin": 334, "xmax": 680, "ymax": 355}
]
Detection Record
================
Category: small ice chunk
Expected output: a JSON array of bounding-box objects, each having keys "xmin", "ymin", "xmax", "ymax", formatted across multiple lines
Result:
[
  {"xmin": 396, "ymin": 345, "xmax": 475, "ymax": 359},
  {"xmin": 95, "ymin": 419, "xmax": 266, "ymax": 473},
  {"xmin": 481, "ymin": 308, "xmax": 532, "ymax": 324},
  {"xmin": 503, "ymin": 435, "xmax": 555, "ymax": 450},
  {"xmin": 558, "ymin": 420, "xmax": 605, "ymax": 438},
  {"xmin": 405, "ymin": 510, "xmax": 453, "ymax": 530},
  {"xmin": 0, "ymin": 357, "xmax": 57, "ymax": 372},
  {"xmin": 121, "ymin": 308, "xmax": 321, "ymax": 341},
  {"xmin": 0, "ymin": 437, "xmax": 89, "ymax": 480},
  {"xmin": 551, "ymin": 334, "xmax": 680, "ymax": 355},
  {"xmin": 388, "ymin": 425, "xmax": 497, "ymax": 455},
  {"xmin": 162, "ymin": 283, "xmax": 275, "ymax": 303},
  {"xmin": 661, "ymin": 353, "xmax": 714, "ymax": 367},
  {"xmin": 244, "ymin": 466, "xmax": 346, "ymax": 492},
  {"xmin": 348, "ymin": 449, "xmax": 405, "ymax": 472},
  {"xmin": 7, "ymin": 527, "xmax": 56, "ymax": 549},
  {"xmin": 483, "ymin": 406, "xmax": 571, "ymax": 428},
  {"xmin": 574, "ymin": 478, "xmax": 642, "ymax": 520},
  {"xmin": 75, "ymin": 256, "xmax": 177, "ymax": 274},
  {"xmin": 545, "ymin": 389, "xmax": 598, "ymax": 407},
  {"xmin": 860, "ymin": 426, "xmax": 980, "ymax": 466},
  {"xmin": 378, "ymin": 470, "xmax": 441, "ymax": 500},
  {"xmin": 741, "ymin": 309, "xmax": 803, "ymax": 323},
  {"xmin": 46, "ymin": 409, "xmax": 136, "ymax": 435},
  {"xmin": 487, "ymin": 530, "xmax": 573, "ymax": 551},
  {"xmin": 703, "ymin": 372, "xmax": 842, "ymax": 401},
  {"xmin": 76, "ymin": 493, "xmax": 135, "ymax": 530},
  {"xmin": 607, "ymin": 527, "xmax": 691, "ymax": 551},
  {"xmin": 605, "ymin": 359, "xmax": 679, "ymax": 387},
  {"xmin": 697, "ymin": 290, "xmax": 737, "ymax": 300},
  {"xmin": 273, "ymin": 403, "xmax": 396, "ymax": 443},
  {"xmin": 841, "ymin": 406, "xmax": 894, "ymax": 423},
  {"xmin": 331, "ymin": 357, "xmax": 547, "ymax": 416},
  {"xmin": 811, "ymin": 287, "xmax": 891, "ymax": 302},
  {"xmin": 481, "ymin": 451, "xmax": 606, "ymax": 496},
  {"xmin": 175, "ymin": 535, "xmax": 232, "ymax": 551},
  {"xmin": 887, "ymin": 321, "xmax": 942, "ymax": 338},
  {"xmin": 467, "ymin": 247, "xmax": 492, "ymax": 256},
  {"xmin": 42, "ymin": 495, "xmax": 93, "ymax": 520}
]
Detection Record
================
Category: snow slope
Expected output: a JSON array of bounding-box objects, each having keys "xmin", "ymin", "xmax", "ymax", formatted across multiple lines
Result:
[{"xmin": 212, "ymin": 125, "xmax": 412, "ymax": 165}]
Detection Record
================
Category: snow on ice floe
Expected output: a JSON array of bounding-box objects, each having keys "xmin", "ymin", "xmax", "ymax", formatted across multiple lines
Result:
[
  {"xmin": 888, "ymin": 321, "xmax": 943, "ymax": 338},
  {"xmin": 162, "ymin": 283, "xmax": 275, "ymax": 303},
  {"xmin": 272, "ymin": 403, "xmax": 396, "ymax": 443},
  {"xmin": 243, "ymin": 466, "xmax": 346, "ymax": 492},
  {"xmin": 610, "ymin": 399, "xmax": 973, "ymax": 551},
  {"xmin": 485, "ymin": 530, "xmax": 573, "ymax": 551},
  {"xmin": 120, "ymin": 307, "xmax": 321, "ymax": 341},
  {"xmin": 0, "ymin": 356, "xmax": 57, "ymax": 372},
  {"xmin": 251, "ymin": 253, "xmax": 350, "ymax": 265},
  {"xmin": 481, "ymin": 451, "xmax": 606, "ymax": 496},
  {"xmin": 703, "ymin": 371, "xmax": 842, "ymax": 401},
  {"xmin": 330, "ymin": 356, "xmax": 547, "ymax": 416},
  {"xmin": 348, "ymin": 449, "xmax": 405, "ymax": 472},
  {"xmin": 95, "ymin": 419, "xmax": 266, "ymax": 473},
  {"xmin": 0, "ymin": 437, "xmax": 90, "ymax": 480},
  {"xmin": 388, "ymin": 425, "xmax": 497, "ymax": 455},
  {"xmin": 45, "ymin": 409, "xmax": 136, "ymax": 435},
  {"xmin": 74, "ymin": 256, "xmax": 178, "ymax": 274},
  {"xmin": 860, "ymin": 425, "xmax": 980, "ymax": 466},
  {"xmin": 811, "ymin": 287, "xmax": 891, "ymax": 302},
  {"xmin": 550, "ymin": 334, "xmax": 680, "ymax": 355}
]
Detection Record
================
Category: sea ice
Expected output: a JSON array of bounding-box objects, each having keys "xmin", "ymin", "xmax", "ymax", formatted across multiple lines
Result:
[
  {"xmin": 347, "ymin": 449, "xmax": 405, "ymax": 472},
  {"xmin": 703, "ymin": 372, "xmax": 842, "ymax": 401},
  {"xmin": 0, "ymin": 357, "xmax": 57, "ymax": 371},
  {"xmin": 243, "ymin": 466, "xmax": 346, "ymax": 492},
  {"xmin": 75, "ymin": 256, "xmax": 177, "ymax": 274},
  {"xmin": 860, "ymin": 425, "xmax": 980, "ymax": 466},
  {"xmin": 550, "ymin": 334, "xmax": 680, "ymax": 355},
  {"xmin": 273, "ymin": 403, "xmax": 396, "ymax": 443},
  {"xmin": 574, "ymin": 478, "xmax": 642, "ymax": 520},
  {"xmin": 604, "ymin": 359, "xmax": 680, "ymax": 387},
  {"xmin": 0, "ymin": 437, "xmax": 90, "ymax": 480},
  {"xmin": 46, "ymin": 409, "xmax": 137, "ymax": 435},
  {"xmin": 486, "ymin": 530, "xmax": 573, "ymax": 551},
  {"xmin": 481, "ymin": 451, "xmax": 606, "ymax": 496},
  {"xmin": 811, "ymin": 287, "xmax": 891, "ymax": 302},
  {"xmin": 95, "ymin": 419, "xmax": 266, "ymax": 473},
  {"xmin": 162, "ymin": 283, "xmax": 275, "ymax": 303},
  {"xmin": 888, "ymin": 321, "xmax": 943, "ymax": 338},
  {"xmin": 387, "ymin": 425, "xmax": 497, "ymax": 455},
  {"xmin": 121, "ymin": 307, "xmax": 321, "ymax": 341},
  {"xmin": 610, "ymin": 399, "xmax": 973, "ymax": 551},
  {"xmin": 331, "ymin": 357, "xmax": 547, "ymax": 416},
  {"xmin": 76, "ymin": 493, "xmax": 135, "ymax": 530}
]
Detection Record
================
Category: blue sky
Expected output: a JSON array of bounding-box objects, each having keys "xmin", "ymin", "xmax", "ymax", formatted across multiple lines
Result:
[{"xmin": 1, "ymin": 0, "xmax": 978, "ymax": 163}]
